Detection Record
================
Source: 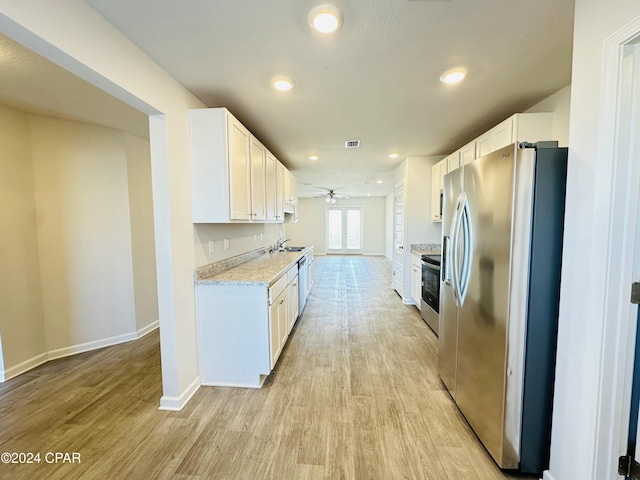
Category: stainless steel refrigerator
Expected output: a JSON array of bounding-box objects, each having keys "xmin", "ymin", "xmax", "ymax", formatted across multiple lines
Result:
[{"xmin": 439, "ymin": 142, "xmax": 567, "ymax": 475}]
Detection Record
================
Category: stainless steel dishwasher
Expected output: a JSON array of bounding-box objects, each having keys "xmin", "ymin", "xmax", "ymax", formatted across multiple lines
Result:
[{"xmin": 298, "ymin": 255, "xmax": 309, "ymax": 312}]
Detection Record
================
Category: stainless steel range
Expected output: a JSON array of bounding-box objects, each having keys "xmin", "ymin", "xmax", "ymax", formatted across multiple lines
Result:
[{"xmin": 420, "ymin": 254, "xmax": 441, "ymax": 335}]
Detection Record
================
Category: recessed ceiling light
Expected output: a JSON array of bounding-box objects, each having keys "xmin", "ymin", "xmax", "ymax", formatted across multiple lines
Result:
[
  {"xmin": 308, "ymin": 4, "xmax": 343, "ymax": 33},
  {"xmin": 271, "ymin": 76, "xmax": 295, "ymax": 91},
  {"xmin": 309, "ymin": 155, "xmax": 319, "ymax": 161},
  {"xmin": 440, "ymin": 67, "xmax": 468, "ymax": 85},
  {"xmin": 376, "ymin": 180, "xmax": 383, "ymax": 184},
  {"xmin": 388, "ymin": 153, "xmax": 399, "ymax": 159}
]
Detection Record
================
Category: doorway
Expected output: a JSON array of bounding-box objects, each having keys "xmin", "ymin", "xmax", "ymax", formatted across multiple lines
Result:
[
  {"xmin": 591, "ymin": 27, "xmax": 640, "ymax": 480},
  {"xmin": 326, "ymin": 207, "xmax": 363, "ymax": 254}
]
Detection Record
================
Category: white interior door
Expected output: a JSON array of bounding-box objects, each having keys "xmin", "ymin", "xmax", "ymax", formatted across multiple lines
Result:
[{"xmin": 326, "ymin": 207, "xmax": 363, "ymax": 254}]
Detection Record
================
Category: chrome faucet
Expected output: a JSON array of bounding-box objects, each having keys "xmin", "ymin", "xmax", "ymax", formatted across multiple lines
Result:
[{"xmin": 275, "ymin": 237, "xmax": 290, "ymax": 251}]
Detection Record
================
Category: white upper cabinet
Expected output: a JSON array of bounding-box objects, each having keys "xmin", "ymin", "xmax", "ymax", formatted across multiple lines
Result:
[
  {"xmin": 190, "ymin": 107, "xmax": 296, "ymax": 224},
  {"xmin": 431, "ymin": 157, "xmax": 448, "ymax": 223},
  {"xmin": 459, "ymin": 140, "xmax": 476, "ymax": 166},
  {"xmin": 446, "ymin": 151, "xmax": 461, "ymax": 173},
  {"xmin": 276, "ymin": 161, "xmax": 285, "ymax": 221},
  {"xmin": 265, "ymin": 151, "xmax": 278, "ymax": 222},
  {"xmin": 250, "ymin": 137, "xmax": 267, "ymax": 221},
  {"xmin": 284, "ymin": 168, "xmax": 297, "ymax": 213},
  {"xmin": 432, "ymin": 112, "xmax": 555, "ymax": 223},
  {"xmin": 226, "ymin": 115, "xmax": 253, "ymax": 221},
  {"xmin": 472, "ymin": 112, "xmax": 554, "ymax": 163}
]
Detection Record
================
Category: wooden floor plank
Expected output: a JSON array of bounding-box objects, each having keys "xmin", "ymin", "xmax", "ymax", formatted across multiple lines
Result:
[{"xmin": 0, "ymin": 255, "xmax": 536, "ymax": 480}]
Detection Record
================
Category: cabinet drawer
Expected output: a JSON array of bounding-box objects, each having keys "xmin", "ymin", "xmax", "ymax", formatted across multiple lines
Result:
[
  {"xmin": 287, "ymin": 264, "xmax": 299, "ymax": 284},
  {"xmin": 269, "ymin": 275, "xmax": 288, "ymax": 305}
]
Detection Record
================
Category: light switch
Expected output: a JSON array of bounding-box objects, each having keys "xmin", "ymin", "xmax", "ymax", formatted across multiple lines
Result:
[
  {"xmin": 224, "ymin": 238, "xmax": 230, "ymax": 250},
  {"xmin": 208, "ymin": 240, "xmax": 215, "ymax": 254}
]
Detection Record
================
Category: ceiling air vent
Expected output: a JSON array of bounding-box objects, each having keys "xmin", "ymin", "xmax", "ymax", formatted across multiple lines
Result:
[{"xmin": 345, "ymin": 139, "xmax": 360, "ymax": 148}]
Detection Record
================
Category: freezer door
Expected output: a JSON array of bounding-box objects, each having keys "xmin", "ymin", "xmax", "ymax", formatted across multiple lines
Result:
[
  {"xmin": 455, "ymin": 143, "xmax": 523, "ymax": 469},
  {"xmin": 438, "ymin": 166, "xmax": 463, "ymax": 398}
]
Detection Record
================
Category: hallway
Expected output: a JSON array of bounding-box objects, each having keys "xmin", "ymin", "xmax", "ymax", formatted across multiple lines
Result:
[{"xmin": 0, "ymin": 256, "xmax": 532, "ymax": 479}]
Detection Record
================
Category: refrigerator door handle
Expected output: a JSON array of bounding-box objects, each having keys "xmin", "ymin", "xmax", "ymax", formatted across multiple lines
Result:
[
  {"xmin": 458, "ymin": 196, "xmax": 473, "ymax": 305},
  {"xmin": 442, "ymin": 236, "xmax": 451, "ymax": 285},
  {"xmin": 451, "ymin": 194, "xmax": 464, "ymax": 306}
]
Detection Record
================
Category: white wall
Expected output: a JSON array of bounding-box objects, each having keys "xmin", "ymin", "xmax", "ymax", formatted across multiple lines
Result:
[
  {"xmin": 193, "ymin": 223, "xmax": 284, "ymax": 267},
  {"xmin": 0, "ymin": 104, "xmax": 46, "ymax": 376},
  {"xmin": 287, "ymin": 196, "xmax": 387, "ymax": 255},
  {"xmin": 548, "ymin": 2, "xmax": 640, "ymax": 480},
  {"xmin": 0, "ymin": 105, "xmax": 159, "ymax": 380},
  {"xmin": 0, "ymin": 0, "xmax": 207, "ymax": 409},
  {"xmin": 526, "ymin": 84, "xmax": 571, "ymax": 147},
  {"xmin": 125, "ymin": 133, "xmax": 159, "ymax": 333},
  {"xmin": 30, "ymin": 116, "xmax": 138, "ymax": 352}
]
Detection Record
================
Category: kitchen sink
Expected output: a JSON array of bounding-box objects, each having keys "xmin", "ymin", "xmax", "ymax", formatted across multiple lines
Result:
[{"xmin": 282, "ymin": 246, "xmax": 306, "ymax": 252}]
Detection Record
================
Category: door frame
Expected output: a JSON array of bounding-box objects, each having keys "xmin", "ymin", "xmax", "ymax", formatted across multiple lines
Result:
[
  {"xmin": 325, "ymin": 206, "xmax": 364, "ymax": 255},
  {"xmin": 590, "ymin": 18, "xmax": 640, "ymax": 479}
]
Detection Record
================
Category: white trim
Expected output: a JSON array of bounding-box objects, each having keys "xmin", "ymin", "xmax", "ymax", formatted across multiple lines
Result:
[
  {"xmin": 363, "ymin": 252, "xmax": 386, "ymax": 257},
  {"xmin": 1, "ymin": 353, "xmax": 50, "ymax": 382},
  {"xmin": 137, "ymin": 320, "xmax": 160, "ymax": 338},
  {"xmin": 158, "ymin": 375, "xmax": 201, "ymax": 411},
  {"xmin": 592, "ymin": 16, "xmax": 640, "ymax": 480},
  {"xmin": 0, "ymin": 321, "xmax": 160, "ymax": 382},
  {"xmin": 542, "ymin": 471, "xmax": 558, "ymax": 480}
]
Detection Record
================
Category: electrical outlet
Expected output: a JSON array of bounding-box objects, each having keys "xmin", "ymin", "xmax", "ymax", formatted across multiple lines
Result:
[
  {"xmin": 254, "ymin": 234, "xmax": 258, "ymax": 243},
  {"xmin": 224, "ymin": 238, "xmax": 230, "ymax": 250},
  {"xmin": 260, "ymin": 233, "xmax": 263, "ymax": 241},
  {"xmin": 208, "ymin": 240, "xmax": 215, "ymax": 254}
]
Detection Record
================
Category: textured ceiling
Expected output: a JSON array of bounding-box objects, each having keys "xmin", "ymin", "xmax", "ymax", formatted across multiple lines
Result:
[
  {"xmin": 0, "ymin": 33, "xmax": 149, "ymax": 139},
  {"xmin": 0, "ymin": 1, "xmax": 574, "ymax": 198}
]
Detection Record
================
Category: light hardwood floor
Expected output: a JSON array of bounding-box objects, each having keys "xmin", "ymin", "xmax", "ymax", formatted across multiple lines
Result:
[{"xmin": 0, "ymin": 256, "xmax": 537, "ymax": 479}]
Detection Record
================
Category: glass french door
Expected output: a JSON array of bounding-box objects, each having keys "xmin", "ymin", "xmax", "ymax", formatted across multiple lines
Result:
[{"xmin": 326, "ymin": 207, "xmax": 362, "ymax": 254}]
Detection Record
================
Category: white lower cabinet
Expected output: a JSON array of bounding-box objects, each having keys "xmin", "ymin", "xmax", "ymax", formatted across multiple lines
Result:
[
  {"xmin": 196, "ymin": 262, "xmax": 301, "ymax": 387},
  {"xmin": 288, "ymin": 276, "xmax": 299, "ymax": 333},
  {"xmin": 269, "ymin": 285, "xmax": 288, "ymax": 369},
  {"xmin": 411, "ymin": 254, "xmax": 422, "ymax": 308}
]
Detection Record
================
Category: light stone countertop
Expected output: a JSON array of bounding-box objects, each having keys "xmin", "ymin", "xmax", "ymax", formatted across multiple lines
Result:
[
  {"xmin": 410, "ymin": 243, "xmax": 441, "ymax": 256},
  {"xmin": 195, "ymin": 246, "xmax": 313, "ymax": 287}
]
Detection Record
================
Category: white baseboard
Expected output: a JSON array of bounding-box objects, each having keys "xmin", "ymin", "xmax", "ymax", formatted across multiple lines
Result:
[
  {"xmin": 47, "ymin": 331, "xmax": 139, "ymax": 362},
  {"xmin": 0, "ymin": 320, "xmax": 160, "ymax": 382},
  {"xmin": 137, "ymin": 320, "xmax": 159, "ymax": 338},
  {"xmin": 542, "ymin": 470, "xmax": 557, "ymax": 480},
  {"xmin": 363, "ymin": 252, "xmax": 386, "ymax": 256},
  {"xmin": 159, "ymin": 375, "xmax": 201, "ymax": 411},
  {"xmin": 1, "ymin": 352, "xmax": 50, "ymax": 382}
]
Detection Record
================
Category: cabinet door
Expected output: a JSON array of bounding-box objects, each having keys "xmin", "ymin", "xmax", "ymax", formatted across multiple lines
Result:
[
  {"xmin": 250, "ymin": 137, "xmax": 266, "ymax": 221},
  {"xmin": 411, "ymin": 263, "xmax": 422, "ymax": 307},
  {"xmin": 289, "ymin": 277, "xmax": 299, "ymax": 333},
  {"xmin": 431, "ymin": 158, "xmax": 447, "ymax": 223},
  {"xmin": 228, "ymin": 116, "xmax": 252, "ymax": 221},
  {"xmin": 460, "ymin": 141, "xmax": 476, "ymax": 165},
  {"xmin": 284, "ymin": 169, "xmax": 293, "ymax": 205},
  {"xmin": 431, "ymin": 162, "xmax": 442, "ymax": 222},
  {"xmin": 476, "ymin": 131, "xmax": 494, "ymax": 158},
  {"xmin": 279, "ymin": 287, "xmax": 289, "ymax": 351},
  {"xmin": 492, "ymin": 117, "xmax": 514, "ymax": 152},
  {"xmin": 276, "ymin": 161, "xmax": 285, "ymax": 222},
  {"xmin": 265, "ymin": 152, "xmax": 277, "ymax": 221},
  {"xmin": 270, "ymin": 290, "xmax": 287, "ymax": 369},
  {"xmin": 447, "ymin": 151, "xmax": 461, "ymax": 173}
]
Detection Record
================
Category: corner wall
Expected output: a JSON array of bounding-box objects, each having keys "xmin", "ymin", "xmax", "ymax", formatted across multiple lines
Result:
[
  {"xmin": 0, "ymin": 104, "xmax": 46, "ymax": 377},
  {"xmin": 0, "ymin": 103, "xmax": 158, "ymax": 380}
]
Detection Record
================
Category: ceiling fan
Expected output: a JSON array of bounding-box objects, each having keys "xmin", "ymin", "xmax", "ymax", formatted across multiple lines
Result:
[{"xmin": 311, "ymin": 187, "xmax": 350, "ymax": 203}]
